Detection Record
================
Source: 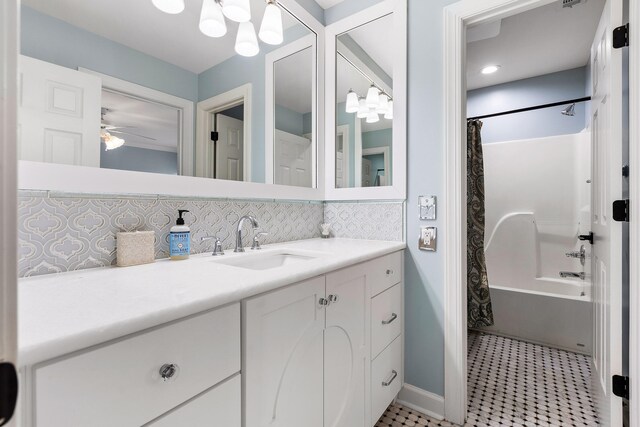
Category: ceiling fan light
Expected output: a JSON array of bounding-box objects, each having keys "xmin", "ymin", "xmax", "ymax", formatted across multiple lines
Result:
[
  {"xmin": 101, "ymin": 131, "xmax": 126, "ymax": 151},
  {"xmin": 366, "ymin": 110, "xmax": 380, "ymax": 124},
  {"xmin": 235, "ymin": 22, "xmax": 260, "ymax": 57},
  {"xmin": 151, "ymin": 0, "xmax": 185, "ymax": 14},
  {"xmin": 345, "ymin": 90, "xmax": 359, "ymax": 113},
  {"xmin": 259, "ymin": 1, "xmax": 283, "ymax": 45},
  {"xmin": 223, "ymin": 0, "xmax": 252, "ymax": 22},
  {"xmin": 200, "ymin": 0, "xmax": 227, "ymax": 37},
  {"xmin": 376, "ymin": 94, "xmax": 389, "ymax": 114},
  {"xmin": 356, "ymin": 98, "xmax": 369, "ymax": 118},
  {"xmin": 384, "ymin": 100, "xmax": 394, "ymax": 120},
  {"xmin": 366, "ymin": 85, "xmax": 379, "ymax": 109}
]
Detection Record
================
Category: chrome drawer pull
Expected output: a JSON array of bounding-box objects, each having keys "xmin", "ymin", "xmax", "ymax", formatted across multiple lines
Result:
[
  {"xmin": 382, "ymin": 370, "xmax": 398, "ymax": 387},
  {"xmin": 386, "ymin": 269, "xmax": 394, "ymax": 275},
  {"xmin": 159, "ymin": 363, "xmax": 179, "ymax": 382},
  {"xmin": 382, "ymin": 313, "xmax": 398, "ymax": 325}
]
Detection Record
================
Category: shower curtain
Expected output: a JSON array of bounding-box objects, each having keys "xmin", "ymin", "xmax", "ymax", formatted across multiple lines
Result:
[{"xmin": 467, "ymin": 120, "xmax": 494, "ymax": 328}]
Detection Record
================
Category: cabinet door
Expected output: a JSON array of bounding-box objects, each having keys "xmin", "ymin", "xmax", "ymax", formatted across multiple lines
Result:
[
  {"xmin": 324, "ymin": 264, "xmax": 370, "ymax": 427},
  {"xmin": 244, "ymin": 277, "xmax": 326, "ymax": 427}
]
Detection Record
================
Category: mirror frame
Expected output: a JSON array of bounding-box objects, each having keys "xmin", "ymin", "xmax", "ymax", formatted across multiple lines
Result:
[
  {"xmin": 18, "ymin": 0, "xmax": 326, "ymax": 201},
  {"xmin": 324, "ymin": 0, "xmax": 407, "ymax": 200}
]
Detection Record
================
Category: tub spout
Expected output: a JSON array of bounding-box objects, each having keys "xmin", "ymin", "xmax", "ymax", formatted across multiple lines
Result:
[{"xmin": 560, "ymin": 271, "xmax": 585, "ymax": 280}]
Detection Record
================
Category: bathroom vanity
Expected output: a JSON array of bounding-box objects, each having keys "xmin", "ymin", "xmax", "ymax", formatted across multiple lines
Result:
[{"xmin": 18, "ymin": 239, "xmax": 404, "ymax": 426}]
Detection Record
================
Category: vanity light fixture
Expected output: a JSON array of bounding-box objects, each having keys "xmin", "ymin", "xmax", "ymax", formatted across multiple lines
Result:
[
  {"xmin": 481, "ymin": 64, "xmax": 501, "ymax": 75},
  {"xmin": 259, "ymin": 0, "xmax": 284, "ymax": 45},
  {"xmin": 376, "ymin": 93, "xmax": 389, "ymax": 114},
  {"xmin": 152, "ymin": 0, "xmax": 185, "ymax": 14},
  {"xmin": 222, "ymin": 0, "xmax": 252, "ymax": 22},
  {"xmin": 357, "ymin": 98, "xmax": 369, "ymax": 119},
  {"xmin": 384, "ymin": 100, "xmax": 394, "ymax": 120},
  {"xmin": 366, "ymin": 110, "xmax": 380, "ymax": 124},
  {"xmin": 366, "ymin": 85, "xmax": 380, "ymax": 108},
  {"xmin": 199, "ymin": 0, "xmax": 227, "ymax": 38},
  {"xmin": 235, "ymin": 21, "xmax": 260, "ymax": 57},
  {"xmin": 345, "ymin": 89, "xmax": 360, "ymax": 113}
]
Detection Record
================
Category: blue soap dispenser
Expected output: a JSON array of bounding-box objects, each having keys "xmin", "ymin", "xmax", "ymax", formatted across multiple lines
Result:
[{"xmin": 170, "ymin": 210, "xmax": 191, "ymax": 260}]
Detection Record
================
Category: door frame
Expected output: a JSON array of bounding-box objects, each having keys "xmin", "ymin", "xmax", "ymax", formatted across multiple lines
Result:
[
  {"xmin": 0, "ymin": 0, "xmax": 19, "ymax": 425},
  {"xmin": 362, "ymin": 146, "xmax": 391, "ymax": 186},
  {"xmin": 335, "ymin": 124, "xmax": 350, "ymax": 188},
  {"xmin": 442, "ymin": 0, "xmax": 638, "ymax": 425},
  {"xmin": 196, "ymin": 84, "xmax": 252, "ymax": 181}
]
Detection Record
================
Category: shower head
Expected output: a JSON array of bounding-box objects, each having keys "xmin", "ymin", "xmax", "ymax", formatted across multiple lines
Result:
[{"xmin": 561, "ymin": 103, "xmax": 576, "ymax": 116}]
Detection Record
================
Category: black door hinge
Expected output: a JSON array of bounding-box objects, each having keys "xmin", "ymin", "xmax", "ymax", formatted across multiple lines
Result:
[
  {"xmin": 614, "ymin": 23, "xmax": 629, "ymax": 48},
  {"xmin": 579, "ymin": 232, "xmax": 594, "ymax": 244},
  {"xmin": 612, "ymin": 375, "xmax": 629, "ymax": 399},
  {"xmin": 0, "ymin": 362, "xmax": 18, "ymax": 427},
  {"xmin": 210, "ymin": 131, "xmax": 219, "ymax": 142},
  {"xmin": 622, "ymin": 164, "xmax": 629, "ymax": 178},
  {"xmin": 613, "ymin": 199, "xmax": 630, "ymax": 222}
]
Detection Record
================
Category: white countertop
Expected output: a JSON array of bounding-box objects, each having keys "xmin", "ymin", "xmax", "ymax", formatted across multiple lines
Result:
[{"xmin": 19, "ymin": 238, "xmax": 405, "ymax": 367}]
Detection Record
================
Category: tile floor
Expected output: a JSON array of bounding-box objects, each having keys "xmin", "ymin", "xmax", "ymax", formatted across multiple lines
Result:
[{"xmin": 377, "ymin": 332, "xmax": 598, "ymax": 426}]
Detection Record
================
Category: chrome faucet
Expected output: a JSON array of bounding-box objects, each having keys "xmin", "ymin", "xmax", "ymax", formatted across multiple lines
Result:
[
  {"xmin": 560, "ymin": 271, "xmax": 586, "ymax": 280},
  {"xmin": 235, "ymin": 215, "xmax": 259, "ymax": 252}
]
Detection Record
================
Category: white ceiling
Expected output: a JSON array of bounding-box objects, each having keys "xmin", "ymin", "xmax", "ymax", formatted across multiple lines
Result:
[
  {"xmin": 24, "ymin": 0, "xmax": 303, "ymax": 74},
  {"xmin": 274, "ymin": 47, "xmax": 313, "ymax": 114},
  {"xmin": 466, "ymin": 0, "xmax": 604, "ymax": 90},
  {"xmin": 102, "ymin": 90, "xmax": 179, "ymax": 152},
  {"xmin": 347, "ymin": 14, "xmax": 394, "ymax": 78},
  {"xmin": 314, "ymin": 0, "xmax": 346, "ymax": 9}
]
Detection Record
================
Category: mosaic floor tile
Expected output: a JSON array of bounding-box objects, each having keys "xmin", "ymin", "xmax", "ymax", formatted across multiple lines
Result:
[{"xmin": 378, "ymin": 332, "xmax": 598, "ymax": 426}]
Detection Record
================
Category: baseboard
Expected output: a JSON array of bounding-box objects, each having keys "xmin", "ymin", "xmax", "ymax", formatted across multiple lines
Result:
[{"xmin": 396, "ymin": 383, "xmax": 445, "ymax": 420}]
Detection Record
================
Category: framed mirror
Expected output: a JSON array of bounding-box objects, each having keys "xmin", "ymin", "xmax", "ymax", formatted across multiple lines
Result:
[
  {"xmin": 325, "ymin": 0, "xmax": 406, "ymax": 200},
  {"xmin": 18, "ymin": 0, "xmax": 324, "ymax": 200}
]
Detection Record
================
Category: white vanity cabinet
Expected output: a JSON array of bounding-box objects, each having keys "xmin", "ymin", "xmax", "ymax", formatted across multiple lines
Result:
[{"xmin": 244, "ymin": 250, "xmax": 404, "ymax": 427}]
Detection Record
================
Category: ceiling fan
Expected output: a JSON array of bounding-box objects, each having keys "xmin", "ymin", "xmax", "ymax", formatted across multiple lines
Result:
[{"xmin": 100, "ymin": 108, "xmax": 157, "ymax": 151}]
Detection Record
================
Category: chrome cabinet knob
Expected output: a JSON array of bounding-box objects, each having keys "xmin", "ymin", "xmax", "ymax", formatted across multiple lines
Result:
[
  {"xmin": 319, "ymin": 297, "xmax": 329, "ymax": 306},
  {"xmin": 328, "ymin": 294, "xmax": 339, "ymax": 303},
  {"xmin": 386, "ymin": 269, "xmax": 394, "ymax": 275},
  {"xmin": 159, "ymin": 363, "xmax": 179, "ymax": 382}
]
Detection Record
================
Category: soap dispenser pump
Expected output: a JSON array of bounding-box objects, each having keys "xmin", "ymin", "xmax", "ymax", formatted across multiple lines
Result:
[{"xmin": 170, "ymin": 210, "xmax": 191, "ymax": 260}]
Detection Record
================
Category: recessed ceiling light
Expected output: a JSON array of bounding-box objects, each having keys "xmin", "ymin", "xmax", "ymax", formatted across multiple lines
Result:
[{"xmin": 481, "ymin": 65, "xmax": 501, "ymax": 75}]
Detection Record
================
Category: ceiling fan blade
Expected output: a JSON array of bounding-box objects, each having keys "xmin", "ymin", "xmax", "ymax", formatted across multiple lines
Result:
[{"xmin": 110, "ymin": 130, "xmax": 157, "ymax": 141}]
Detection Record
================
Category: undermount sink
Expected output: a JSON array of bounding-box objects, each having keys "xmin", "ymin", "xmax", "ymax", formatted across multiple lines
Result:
[{"xmin": 213, "ymin": 251, "xmax": 319, "ymax": 271}]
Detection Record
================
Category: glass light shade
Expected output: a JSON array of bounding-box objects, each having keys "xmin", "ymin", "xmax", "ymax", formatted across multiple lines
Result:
[
  {"xmin": 345, "ymin": 90, "xmax": 359, "ymax": 113},
  {"xmin": 235, "ymin": 22, "xmax": 260, "ymax": 57},
  {"xmin": 152, "ymin": 0, "xmax": 185, "ymax": 14},
  {"xmin": 376, "ymin": 94, "xmax": 389, "ymax": 114},
  {"xmin": 101, "ymin": 131, "xmax": 126, "ymax": 151},
  {"xmin": 222, "ymin": 0, "xmax": 251, "ymax": 22},
  {"xmin": 366, "ymin": 85, "xmax": 379, "ymax": 108},
  {"xmin": 259, "ymin": 2, "xmax": 283, "ymax": 45},
  {"xmin": 199, "ymin": 0, "xmax": 227, "ymax": 37},
  {"xmin": 384, "ymin": 100, "xmax": 394, "ymax": 120},
  {"xmin": 356, "ymin": 98, "xmax": 368, "ymax": 119},
  {"xmin": 366, "ymin": 110, "xmax": 380, "ymax": 124}
]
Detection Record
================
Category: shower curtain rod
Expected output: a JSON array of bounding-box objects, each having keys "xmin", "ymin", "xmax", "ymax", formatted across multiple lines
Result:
[{"xmin": 467, "ymin": 96, "xmax": 591, "ymax": 121}]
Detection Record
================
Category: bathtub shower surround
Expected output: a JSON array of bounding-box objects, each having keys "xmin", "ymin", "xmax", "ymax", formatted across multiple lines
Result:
[
  {"xmin": 19, "ymin": 193, "xmax": 405, "ymax": 277},
  {"xmin": 323, "ymin": 201, "xmax": 405, "ymax": 241},
  {"xmin": 18, "ymin": 192, "xmax": 324, "ymax": 277}
]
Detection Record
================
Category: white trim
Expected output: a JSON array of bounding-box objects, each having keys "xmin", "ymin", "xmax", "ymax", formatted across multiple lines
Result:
[
  {"xmin": 629, "ymin": 0, "xmax": 640, "ymax": 425},
  {"xmin": 354, "ymin": 117, "xmax": 363, "ymax": 187},
  {"xmin": 0, "ymin": 0, "xmax": 19, "ymax": 425},
  {"xmin": 362, "ymin": 146, "xmax": 391, "ymax": 186},
  {"xmin": 397, "ymin": 384, "xmax": 445, "ymax": 420},
  {"xmin": 265, "ymin": 34, "xmax": 317, "ymax": 186},
  {"xmin": 78, "ymin": 68, "xmax": 195, "ymax": 176},
  {"xmin": 324, "ymin": 0, "xmax": 407, "ymax": 200},
  {"xmin": 336, "ymin": 124, "xmax": 350, "ymax": 187},
  {"xmin": 337, "ymin": 39, "xmax": 393, "ymax": 96},
  {"xmin": 196, "ymin": 84, "xmax": 252, "ymax": 182},
  {"xmin": 443, "ymin": 0, "xmax": 558, "ymax": 424}
]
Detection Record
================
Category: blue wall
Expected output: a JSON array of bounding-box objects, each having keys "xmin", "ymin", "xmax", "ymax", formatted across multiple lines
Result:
[
  {"xmin": 467, "ymin": 67, "xmax": 588, "ymax": 143},
  {"xmin": 21, "ymin": 6, "xmax": 198, "ymax": 102},
  {"xmin": 275, "ymin": 105, "xmax": 307, "ymax": 136},
  {"xmin": 100, "ymin": 145, "xmax": 178, "ymax": 175},
  {"xmin": 362, "ymin": 128, "xmax": 392, "ymax": 182}
]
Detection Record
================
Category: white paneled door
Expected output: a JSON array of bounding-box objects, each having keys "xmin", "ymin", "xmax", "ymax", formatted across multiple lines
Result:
[
  {"xmin": 590, "ymin": 0, "xmax": 624, "ymax": 425},
  {"xmin": 19, "ymin": 56, "xmax": 101, "ymax": 167},
  {"xmin": 215, "ymin": 114, "xmax": 244, "ymax": 181},
  {"xmin": 274, "ymin": 129, "xmax": 312, "ymax": 187}
]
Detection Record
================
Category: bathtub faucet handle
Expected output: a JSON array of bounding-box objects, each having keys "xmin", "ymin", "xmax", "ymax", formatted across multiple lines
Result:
[{"xmin": 565, "ymin": 245, "xmax": 586, "ymax": 266}]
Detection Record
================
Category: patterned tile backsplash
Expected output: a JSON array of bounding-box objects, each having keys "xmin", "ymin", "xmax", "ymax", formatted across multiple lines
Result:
[{"xmin": 18, "ymin": 192, "xmax": 404, "ymax": 278}]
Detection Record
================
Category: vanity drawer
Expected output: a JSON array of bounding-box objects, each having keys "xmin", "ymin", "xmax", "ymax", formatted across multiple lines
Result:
[
  {"xmin": 33, "ymin": 303, "xmax": 241, "ymax": 427},
  {"xmin": 371, "ymin": 335, "xmax": 403, "ymax": 423},
  {"xmin": 369, "ymin": 251, "xmax": 402, "ymax": 296},
  {"xmin": 371, "ymin": 283, "xmax": 402, "ymax": 359},
  {"xmin": 147, "ymin": 374, "xmax": 241, "ymax": 427}
]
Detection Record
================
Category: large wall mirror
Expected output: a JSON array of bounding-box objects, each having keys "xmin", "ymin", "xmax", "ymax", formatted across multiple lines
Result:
[
  {"xmin": 18, "ymin": 0, "xmax": 323, "ymax": 198},
  {"xmin": 325, "ymin": 0, "xmax": 406, "ymax": 200}
]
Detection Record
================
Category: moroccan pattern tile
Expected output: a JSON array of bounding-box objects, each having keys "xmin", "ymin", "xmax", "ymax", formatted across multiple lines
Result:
[
  {"xmin": 324, "ymin": 202, "xmax": 404, "ymax": 241},
  {"xmin": 378, "ymin": 333, "xmax": 598, "ymax": 426},
  {"xmin": 18, "ymin": 193, "xmax": 324, "ymax": 277}
]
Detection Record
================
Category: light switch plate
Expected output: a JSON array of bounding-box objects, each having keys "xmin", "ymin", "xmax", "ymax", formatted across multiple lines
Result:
[
  {"xmin": 419, "ymin": 226, "xmax": 437, "ymax": 251},
  {"xmin": 419, "ymin": 195, "xmax": 436, "ymax": 220}
]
